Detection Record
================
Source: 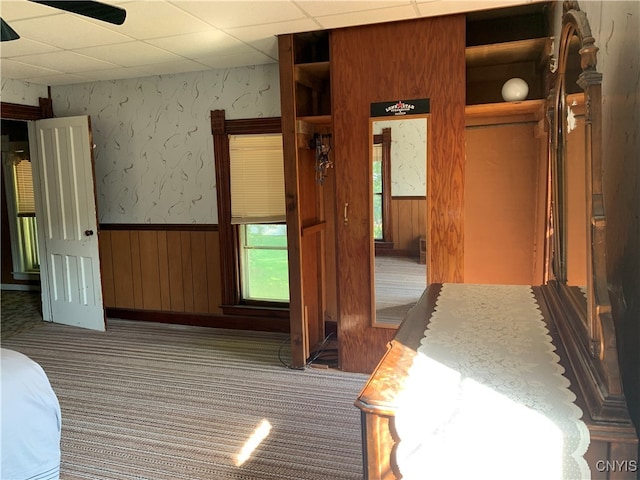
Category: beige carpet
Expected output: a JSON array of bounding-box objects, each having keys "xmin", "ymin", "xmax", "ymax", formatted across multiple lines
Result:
[
  {"xmin": 375, "ymin": 256, "xmax": 426, "ymax": 325},
  {"xmin": 1, "ymin": 290, "xmax": 46, "ymax": 340},
  {"xmin": 1, "ymin": 318, "xmax": 368, "ymax": 479}
]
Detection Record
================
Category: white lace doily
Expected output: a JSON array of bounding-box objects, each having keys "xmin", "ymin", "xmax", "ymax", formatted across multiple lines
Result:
[{"xmin": 394, "ymin": 284, "xmax": 591, "ymax": 480}]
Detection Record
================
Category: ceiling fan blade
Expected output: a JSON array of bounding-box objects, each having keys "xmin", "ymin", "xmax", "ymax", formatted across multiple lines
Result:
[
  {"xmin": 1, "ymin": 18, "xmax": 20, "ymax": 42},
  {"xmin": 29, "ymin": 1, "xmax": 126, "ymax": 26}
]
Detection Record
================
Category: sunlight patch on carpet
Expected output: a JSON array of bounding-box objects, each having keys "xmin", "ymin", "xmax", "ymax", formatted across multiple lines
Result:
[{"xmin": 234, "ymin": 418, "xmax": 272, "ymax": 467}]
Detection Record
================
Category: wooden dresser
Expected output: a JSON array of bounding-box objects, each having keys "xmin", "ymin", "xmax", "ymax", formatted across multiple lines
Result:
[{"xmin": 356, "ymin": 283, "xmax": 638, "ymax": 480}]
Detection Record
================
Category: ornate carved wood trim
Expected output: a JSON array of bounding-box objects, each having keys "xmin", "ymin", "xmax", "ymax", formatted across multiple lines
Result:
[{"xmin": 548, "ymin": 1, "xmax": 633, "ymax": 427}]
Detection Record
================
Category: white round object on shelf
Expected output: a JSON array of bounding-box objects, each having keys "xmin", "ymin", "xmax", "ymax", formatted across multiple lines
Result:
[{"xmin": 501, "ymin": 78, "xmax": 529, "ymax": 102}]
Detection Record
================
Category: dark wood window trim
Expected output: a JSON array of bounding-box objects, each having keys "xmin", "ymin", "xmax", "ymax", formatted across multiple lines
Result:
[
  {"xmin": 373, "ymin": 127, "xmax": 393, "ymax": 245},
  {"xmin": 210, "ymin": 110, "xmax": 287, "ymax": 314},
  {"xmin": 1, "ymin": 98, "xmax": 54, "ymax": 121}
]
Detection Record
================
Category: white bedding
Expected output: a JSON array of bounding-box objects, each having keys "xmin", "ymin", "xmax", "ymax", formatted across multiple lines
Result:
[{"xmin": 1, "ymin": 349, "xmax": 61, "ymax": 480}]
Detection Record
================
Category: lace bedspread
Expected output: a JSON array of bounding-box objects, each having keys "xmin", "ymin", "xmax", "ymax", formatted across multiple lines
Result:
[{"xmin": 394, "ymin": 284, "xmax": 591, "ymax": 480}]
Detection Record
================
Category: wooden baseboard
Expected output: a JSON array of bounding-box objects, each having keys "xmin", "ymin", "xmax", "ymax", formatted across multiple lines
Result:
[{"xmin": 105, "ymin": 308, "xmax": 290, "ymax": 333}]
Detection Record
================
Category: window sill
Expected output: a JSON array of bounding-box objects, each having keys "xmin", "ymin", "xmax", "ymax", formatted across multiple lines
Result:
[{"xmin": 12, "ymin": 272, "xmax": 40, "ymax": 281}]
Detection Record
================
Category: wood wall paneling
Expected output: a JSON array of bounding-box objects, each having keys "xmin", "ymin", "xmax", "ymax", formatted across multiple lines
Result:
[
  {"xmin": 205, "ymin": 231, "xmax": 222, "ymax": 314},
  {"xmin": 130, "ymin": 231, "xmax": 144, "ymax": 308},
  {"xmin": 98, "ymin": 231, "xmax": 115, "ymax": 305},
  {"xmin": 137, "ymin": 230, "xmax": 162, "ymax": 310},
  {"xmin": 332, "ymin": 15, "xmax": 466, "ymax": 373},
  {"xmin": 167, "ymin": 231, "xmax": 185, "ymax": 311},
  {"xmin": 464, "ymin": 121, "xmax": 544, "ymax": 285},
  {"xmin": 180, "ymin": 231, "xmax": 195, "ymax": 312},
  {"xmin": 389, "ymin": 198, "xmax": 427, "ymax": 255},
  {"xmin": 110, "ymin": 230, "xmax": 135, "ymax": 309},
  {"xmin": 190, "ymin": 231, "xmax": 210, "ymax": 313},
  {"xmin": 100, "ymin": 226, "xmax": 223, "ymax": 316},
  {"xmin": 157, "ymin": 231, "xmax": 172, "ymax": 311}
]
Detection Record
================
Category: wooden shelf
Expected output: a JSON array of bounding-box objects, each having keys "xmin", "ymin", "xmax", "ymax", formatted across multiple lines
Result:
[
  {"xmin": 297, "ymin": 115, "xmax": 331, "ymax": 126},
  {"xmin": 295, "ymin": 61, "xmax": 330, "ymax": 77},
  {"xmin": 466, "ymin": 99, "xmax": 545, "ymax": 116},
  {"xmin": 465, "ymin": 99, "xmax": 545, "ymax": 126},
  {"xmin": 466, "ymin": 37, "xmax": 551, "ymax": 68},
  {"xmin": 294, "ymin": 61, "xmax": 330, "ymax": 89}
]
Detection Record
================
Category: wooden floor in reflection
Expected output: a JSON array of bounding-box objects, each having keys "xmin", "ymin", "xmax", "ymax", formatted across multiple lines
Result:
[{"xmin": 374, "ymin": 256, "xmax": 426, "ymax": 326}]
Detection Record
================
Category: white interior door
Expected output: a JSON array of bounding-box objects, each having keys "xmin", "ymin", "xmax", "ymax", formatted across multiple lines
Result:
[{"xmin": 29, "ymin": 115, "xmax": 105, "ymax": 331}]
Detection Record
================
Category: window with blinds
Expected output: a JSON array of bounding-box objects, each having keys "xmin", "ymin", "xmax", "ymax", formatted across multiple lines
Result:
[
  {"xmin": 14, "ymin": 159, "xmax": 36, "ymax": 216},
  {"xmin": 1, "ymin": 147, "xmax": 40, "ymax": 278},
  {"xmin": 229, "ymin": 134, "xmax": 285, "ymax": 224}
]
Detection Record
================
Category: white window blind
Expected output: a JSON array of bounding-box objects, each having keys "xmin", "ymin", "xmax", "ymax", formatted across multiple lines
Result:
[
  {"xmin": 14, "ymin": 159, "xmax": 36, "ymax": 216},
  {"xmin": 229, "ymin": 134, "xmax": 285, "ymax": 224}
]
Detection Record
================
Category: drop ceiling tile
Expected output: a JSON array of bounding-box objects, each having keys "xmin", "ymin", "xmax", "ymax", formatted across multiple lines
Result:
[
  {"xmin": 0, "ymin": 0, "xmax": 63, "ymax": 21},
  {"xmin": 315, "ymin": 4, "xmax": 419, "ymax": 29},
  {"xmin": 28, "ymin": 73, "xmax": 91, "ymax": 86},
  {"xmin": 147, "ymin": 30, "xmax": 253, "ymax": 58},
  {"xmin": 225, "ymin": 18, "xmax": 322, "ymax": 59},
  {"xmin": 76, "ymin": 42, "xmax": 184, "ymax": 68},
  {"xmin": 136, "ymin": 59, "xmax": 213, "ymax": 76},
  {"xmin": 195, "ymin": 50, "xmax": 276, "ymax": 69},
  {"xmin": 109, "ymin": 1, "xmax": 214, "ymax": 39},
  {"xmin": 0, "ymin": 58, "xmax": 61, "ymax": 80},
  {"xmin": 226, "ymin": 16, "xmax": 320, "ymax": 46},
  {"xmin": 0, "ymin": 37, "xmax": 60, "ymax": 58},
  {"xmin": 11, "ymin": 51, "xmax": 121, "ymax": 73},
  {"xmin": 6, "ymin": 16, "xmax": 133, "ymax": 50},
  {"xmin": 415, "ymin": 0, "xmax": 544, "ymax": 17},
  {"xmin": 237, "ymin": 35, "xmax": 279, "ymax": 59},
  {"xmin": 71, "ymin": 66, "xmax": 156, "ymax": 82},
  {"xmin": 295, "ymin": 0, "xmax": 411, "ymax": 17},
  {"xmin": 175, "ymin": 1, "xmax": 307, "ymax": 29}
]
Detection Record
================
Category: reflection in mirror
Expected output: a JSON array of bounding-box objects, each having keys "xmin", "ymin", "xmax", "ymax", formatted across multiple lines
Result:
[
  {"xmin": 553, "ymin": 26, "xmax": 589, "ymax": 323},
  {"xmin": 564, "ymin": 90, "xmax": 587, "ymax": 303},
  {"xmin": 370, "ymin": 115, "xmax": 428, "ymax": 327}
]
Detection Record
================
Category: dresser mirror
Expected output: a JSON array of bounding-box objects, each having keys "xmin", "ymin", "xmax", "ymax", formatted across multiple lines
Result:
[
  {"xmin": 369, "ymin": 114, "xmax": 429, "ymax": 328},
  {"xmin": 551, "ymin": 22, "xmax": 589, "ymax": 323},
  {"xmin": 550, "ymin": 3, "xmax": 610, "ymax": 359}
]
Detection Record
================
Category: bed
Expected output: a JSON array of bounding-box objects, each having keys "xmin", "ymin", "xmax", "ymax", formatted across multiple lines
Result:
[{"xmin": 1, "ymin": 348, "xmax": 61, "ymax": 480}]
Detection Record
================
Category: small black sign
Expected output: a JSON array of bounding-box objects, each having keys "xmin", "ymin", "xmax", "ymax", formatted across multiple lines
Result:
[{"xmin": 370, "ymin": 98, "xmax": 430, "ymax": 117}]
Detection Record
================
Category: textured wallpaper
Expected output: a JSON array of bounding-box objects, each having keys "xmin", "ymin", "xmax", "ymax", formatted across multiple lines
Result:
[
  {"xmin": 372, "ymin": 117, "xmax": 427, "ymax": 197},
  {"xmin": 0, "ymin": 78, "xmax": 48, "ymax": 106},
  {"xmin": 51, "ymin": 64, "xmax": 281, "ymax": 224}
]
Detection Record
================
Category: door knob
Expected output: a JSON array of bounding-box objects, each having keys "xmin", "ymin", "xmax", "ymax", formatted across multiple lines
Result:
[{"xmin": 85, "ymin": 229, "xmax": 94, "ymax": 236}]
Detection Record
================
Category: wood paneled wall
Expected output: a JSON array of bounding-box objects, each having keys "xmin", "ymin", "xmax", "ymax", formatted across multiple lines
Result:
[
  {"xmin": 99, "ymin": 226, "xmax": 222, "ymax": 314},
  {"xmin": 464, "ymin": 118, "xmax": 547, "ymax": 285},
  {"xmin": 389, "ymin": 197, "xmax": 427, "ymax": 256},
  {"xmin": 332, "ymin": 15, "xmax": 467, "ymax": 373}
]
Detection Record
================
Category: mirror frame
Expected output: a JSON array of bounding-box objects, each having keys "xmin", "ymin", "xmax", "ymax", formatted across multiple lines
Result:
[
  {"xmin": 549, "ymin": 1, "xmax": 626, "ymax": 416},
  {"xmin": 368, "ymin": 113, "xmax": 430, "ymax": 329}
]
